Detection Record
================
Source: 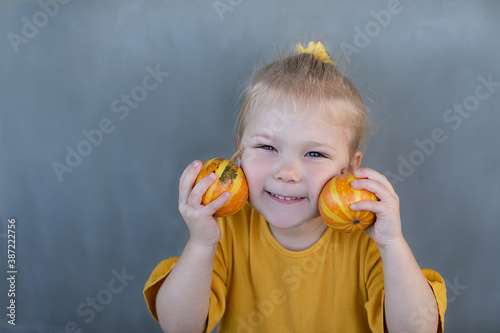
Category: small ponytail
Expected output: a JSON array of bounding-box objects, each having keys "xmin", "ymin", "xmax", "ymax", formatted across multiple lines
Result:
[{"xmin": 295, "ymin": 41, "xmax": 335, "ymax": 65}]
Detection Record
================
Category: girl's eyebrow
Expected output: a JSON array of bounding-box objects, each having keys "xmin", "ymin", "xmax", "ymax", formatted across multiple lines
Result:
[
  {"xmin": 249, "ymin": 132, "xmax": 273, "ymax": 139},
  {"xmin": 306, "ymin": 141, "xmax": 338, "ymax": 151}
]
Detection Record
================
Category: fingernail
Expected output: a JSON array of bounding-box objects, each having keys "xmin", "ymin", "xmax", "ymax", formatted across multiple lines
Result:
[{"xmin": 193, "ymin": 160, "xmax": 200, "ymax": 167}]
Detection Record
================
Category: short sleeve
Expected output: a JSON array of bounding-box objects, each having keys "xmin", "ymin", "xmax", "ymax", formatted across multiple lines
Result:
[
  {"xmin": 363, "ymin": 239, "xmax": 386, "ymax": 333},
  {"xmin": 363, "ymin": 240, "xmax": 447, "ymax": 333},
  {"xmin": 422, "ymin": 268, "xmax": 447, "ymax": 333},
  {"xmin": 143, "ymin": 257, "xmax": 180, "ymax": 321},
  {"xmin": 142, "ymin": 243, "xmax": 229, "ymax": 332}
]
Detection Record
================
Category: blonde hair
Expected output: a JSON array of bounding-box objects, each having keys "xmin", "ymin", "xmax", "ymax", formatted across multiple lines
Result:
[{"xmin": 236, "ymin": 42, "xmax": 369, "ymax": 157}]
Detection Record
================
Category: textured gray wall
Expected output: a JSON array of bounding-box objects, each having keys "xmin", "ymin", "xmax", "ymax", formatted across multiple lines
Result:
[{"xmin": 1, "ymin": 0, "xmax": 499, "ymax": 332}]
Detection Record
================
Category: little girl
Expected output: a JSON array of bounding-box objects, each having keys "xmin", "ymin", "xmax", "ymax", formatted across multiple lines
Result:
[{"xmin": 144, "ymin": 42, "xmax": 447, "ymax": 332}]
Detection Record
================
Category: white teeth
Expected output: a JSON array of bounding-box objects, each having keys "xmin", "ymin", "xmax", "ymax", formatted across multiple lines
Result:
[{"xmin": 271, "ymin": 193, "xmax": 298, "ymax": 200}]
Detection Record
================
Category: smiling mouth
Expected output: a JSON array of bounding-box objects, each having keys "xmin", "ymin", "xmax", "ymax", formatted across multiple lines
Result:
[{"xmin": 267, "ymin": 191, "xmax": 306, "ymax": 201}]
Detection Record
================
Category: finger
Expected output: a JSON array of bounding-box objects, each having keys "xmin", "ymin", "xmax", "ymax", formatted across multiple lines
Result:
[
  {"xmin": 352, "ymin": 168, "xmax": 396, "ymax": 197},
  {"xmin": 178, "ymin": 160, "xmax": 202, "ymax": 206},
  {"xmin": 352, "ymin": 168, "xmax": 387, "ymax": 184},
  {"xmin": 203, "ymin": 191, "xmax": 232, "ymax": 216},
  {"xmin": 350, "ymin": 178, "xmax": 390, "ymax": 201},
  {"xmin": 187, "ymin": 172, "xmax": 218, "ymax": 207},
  {"xmin": 350, "ymin": 199, "xmax": 381, "ymax": 214}
]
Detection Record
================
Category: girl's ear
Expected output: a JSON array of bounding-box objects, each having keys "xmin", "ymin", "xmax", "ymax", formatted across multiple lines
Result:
[{"xmin": 349, "ymin": 151, "xmax": 363, "ymax": 171}]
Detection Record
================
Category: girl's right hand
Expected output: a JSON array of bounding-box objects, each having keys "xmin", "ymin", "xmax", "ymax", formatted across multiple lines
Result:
[{"xmin": 178, "ymin": 160, "xmax": 231, "ymax": 247}]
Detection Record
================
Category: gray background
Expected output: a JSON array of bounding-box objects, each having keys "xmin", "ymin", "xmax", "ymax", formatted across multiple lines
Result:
[{"xmin": 1, "ymin": 0, "xmax": 499, "ymax": 332}]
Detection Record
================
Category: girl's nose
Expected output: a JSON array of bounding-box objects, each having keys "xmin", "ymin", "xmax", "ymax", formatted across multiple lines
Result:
[{"xmin": 273, "ymin": 159, "xmax": 302, "ymax": 183}]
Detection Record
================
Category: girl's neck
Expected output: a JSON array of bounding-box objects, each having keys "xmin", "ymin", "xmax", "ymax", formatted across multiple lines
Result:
[{"xmin": 267, "ymin": 217, "xmax": 329, "ymax": 251}]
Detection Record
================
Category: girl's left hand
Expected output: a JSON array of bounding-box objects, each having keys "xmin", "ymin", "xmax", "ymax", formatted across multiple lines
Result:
[{"xmin": 349, "ymin": 168, "xmax": 404, "ymax": 248}]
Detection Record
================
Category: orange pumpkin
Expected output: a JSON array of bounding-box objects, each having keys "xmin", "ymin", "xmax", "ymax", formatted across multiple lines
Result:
[
  {"xmin": 318, "ymin": 173, "xmax": 378, "ymax": 232},
  {"xmin": 195, "ymin": 157, "xmax": 248, "ymax": 217}
]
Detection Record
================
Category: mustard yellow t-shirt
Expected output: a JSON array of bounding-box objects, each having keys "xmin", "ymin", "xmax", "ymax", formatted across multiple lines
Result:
[{"xmin": 144, "ymin": 203, "xmax": 447, "ymax": 332}]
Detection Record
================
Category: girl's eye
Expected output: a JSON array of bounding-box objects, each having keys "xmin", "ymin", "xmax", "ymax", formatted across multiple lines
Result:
[
  {"xmin": 307, "ymin": 151, "xmax": 325, "ymax": 158},
  {"xmin": 257, "ymin": 145, "xmax": 276, "ymax": 151}
]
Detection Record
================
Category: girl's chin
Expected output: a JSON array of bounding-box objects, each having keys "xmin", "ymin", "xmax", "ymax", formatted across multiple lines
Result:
[
  {"xmin": 261, "ymin": 211, "xmax": 323, "ymax": 230},
  {"xmin": 249, "ymin": 196, "xmax": 322, "ymax": 227}
]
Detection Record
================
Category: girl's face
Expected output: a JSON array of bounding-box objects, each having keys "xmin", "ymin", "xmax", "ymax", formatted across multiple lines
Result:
[{"xmin": 239, "ymin": 102, "xmax": 362, "ymax": 235}]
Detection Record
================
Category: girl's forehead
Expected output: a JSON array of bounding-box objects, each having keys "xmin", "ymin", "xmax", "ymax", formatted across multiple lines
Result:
[
  {"xmin": 244, "ymin": 105, "xmax": 350, "ymax": 143},
  {"xmin": 247, "ymin": 89, "xmax": 353, "ymax": 123},
  {"xmin": 246, "ymin": 101, "xmax": 346, "ymax": 132}
]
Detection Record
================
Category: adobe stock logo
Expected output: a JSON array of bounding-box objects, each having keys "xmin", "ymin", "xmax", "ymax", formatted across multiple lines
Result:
[
  {"xmin": 340, "ymin": 0, "xmax": 404, "ymax": 61},
  {"xmin": 212, "ymin": 0, "xmax": 243, "ymax": 21},
  {"xmin": 402, "ymin": 276, "xmax": 467, "ymax": 333},
  {"xmin": 7, "ymin": 0, "xmax": 72, "ymax": 54},
  {"xmin": 55, "ymin": 267, "xmax": 135, "ymax": 333},
  {"xmin": 51, "ymin": 64, "xmax": 169, "ymax": 182},
  {"xmin": 385, "ymin": 74, "xmax": 499, "ymax": 186}
]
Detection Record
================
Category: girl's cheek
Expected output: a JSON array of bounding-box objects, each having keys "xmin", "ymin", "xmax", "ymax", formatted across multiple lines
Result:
[
  {"xmin": 242, "ymin": 149, "xmax": 266, "ymax": 169},
  {"xmin": 240, "ymin": 149, "xmax": 254, "ymax": 168},
  {"xmin": 243, "ymin": 159, "xmax": 271, "ymax": 185},
  {"xmin": 242, "ymin": 148, "xmax": 266, "ymax": 165}
]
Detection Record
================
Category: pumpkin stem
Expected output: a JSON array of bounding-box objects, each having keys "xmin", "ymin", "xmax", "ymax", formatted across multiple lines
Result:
[
  {"xmin": 353, "ymin": 220, "xmax": 360, "ymax": 225},
  {"xmin": 230, "ymin": 148, "xmax": 244, "ymax": 163}
]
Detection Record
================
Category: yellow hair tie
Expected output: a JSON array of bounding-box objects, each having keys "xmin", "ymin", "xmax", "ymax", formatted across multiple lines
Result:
[{"xmin": 296, "ymin": 41, "xmax": 335, "ymax": 65}]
